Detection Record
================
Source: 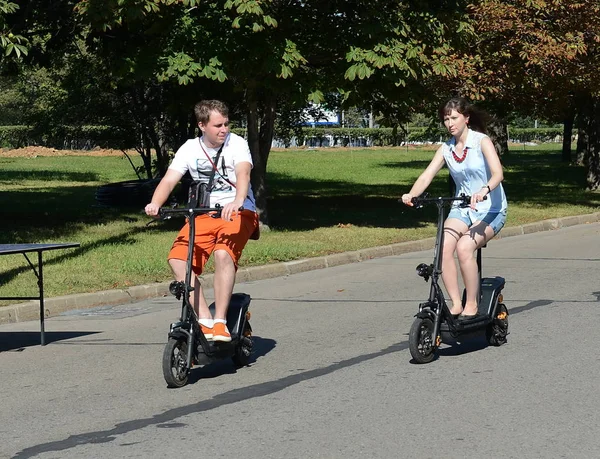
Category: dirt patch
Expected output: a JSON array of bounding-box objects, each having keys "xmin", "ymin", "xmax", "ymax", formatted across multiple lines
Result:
[{"xmin": 0, "ymin": 146, "xmax": 133, "ymax": 158}]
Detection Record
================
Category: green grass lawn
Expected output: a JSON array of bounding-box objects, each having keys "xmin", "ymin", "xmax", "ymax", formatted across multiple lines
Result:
[{"xmin": 1, "ymin": 144, "xmax": 599, "ymax": 302}]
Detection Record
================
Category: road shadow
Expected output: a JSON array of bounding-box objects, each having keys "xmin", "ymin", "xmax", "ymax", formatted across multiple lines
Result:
[
  {"xmin": 0, "ymin": 330, "xmax": 101, "ymax": 352},
  {"xmin": 407, "ymin": 337, "xmax": 491, "ymax": 364},
  {"xmin": 186, "ymin": 336, "xmax": 277, "ymax": 385},
  {"xmin": 436, "ymin": 336, "xmax": 490, "ymax": 357}
]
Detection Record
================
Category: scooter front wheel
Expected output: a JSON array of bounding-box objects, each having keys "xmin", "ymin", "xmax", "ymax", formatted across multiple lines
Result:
[
  {"xmin": 409, "ymin": 317, "xmax": 437, "ymax": 364},
  {"xmin": 163, "ymin": 337, "xmax": 190, "ymax": 388}
]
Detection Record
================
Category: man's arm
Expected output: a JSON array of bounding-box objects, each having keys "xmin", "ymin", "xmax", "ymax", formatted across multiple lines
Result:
[
  {"xmin": 221, "ymin": 161, "xmax": 251, "ymax": 222},
  {"xmin": 144, "ymin": 169, "xmax": 184, "ymax": 216}
]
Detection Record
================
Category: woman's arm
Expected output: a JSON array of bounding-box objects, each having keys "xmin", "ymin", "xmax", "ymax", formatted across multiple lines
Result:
[
  {"xmin": 401, "ymin": 146, "xmax": 446, "ymax": 206},
  {"xmin": 468, "ymin": 136, "xmax": 504, "ymax": 209},
  {"xmin": 480, "ymin": 137, "xmax": 504, "ymax": 194}
]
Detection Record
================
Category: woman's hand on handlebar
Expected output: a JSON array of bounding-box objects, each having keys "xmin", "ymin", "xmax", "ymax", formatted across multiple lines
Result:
[
  {"xmin": 401, "ymin": 193, "xmax": 415, "ymax": 207},
  {"xmin": 145, "ymin": 202, "xmax": 161, "ymax": 217},
  {"xmin": 470, "ymin": 190, "xmax": 488, "ymax": 210}
]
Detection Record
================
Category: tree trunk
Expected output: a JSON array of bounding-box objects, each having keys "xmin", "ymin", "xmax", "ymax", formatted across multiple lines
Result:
[
  {"xmin": 487, "ymin": 117, "xmax": 509, "ymax": 156},
  {"xmin": 576, "ymin": 108, "xmax": 590, "ymax": 167},
  {"xmin": 127, "ymin": 88, "xmax": 160, "ymax": 179},
  {"xmin": 187, "ymin": 111, "xmax": 196, "ymax": 139},
  {"xmin": 247, "ymin": 90, "xmax": 276, "ymax": 228},
  {"xmin": 585, "ymin": 97, "xmax": 600, "ymax": 190},
  {"xmin": 562, "ymin": 110, "xmax": 574, "ymax": 162},
  {"xmin": 153, "ymin": 136, "xmax": 169, "ymax": 177}
]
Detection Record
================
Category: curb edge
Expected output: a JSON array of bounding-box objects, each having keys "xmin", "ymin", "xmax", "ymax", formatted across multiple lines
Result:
[{"xmin": 2, "ymin": 212, "xmax": 599, "ymax": 325}]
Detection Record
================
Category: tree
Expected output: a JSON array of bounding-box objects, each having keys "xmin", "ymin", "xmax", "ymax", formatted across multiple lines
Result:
[
  {"xmin": 468, "ymin": 0, "xmax": 600, "ymax": 178},
  {"xmin": 341, "ymin": 1, "xmax": 478, "ymax": 127},
  {"xmin": 342, "ymin": 0, "xmax": 600, "ymax": 170},
  {"xmin": 8, "ymin": 0, "xmax": 600, "ymax": 206},
  {"xmin": 74, "ymin": 0, "xmax": 330, "ymax": 225},
  {"xmin": 5, "ymin": 0, "xmax": 363, "ymax": 223},
  {"xmin": 0, "ymin": 1, "xmax": 28, "ymax": 60},
  {"xmin": 73, "ymin": 0, "xmax": 473, "ymax": 222}
]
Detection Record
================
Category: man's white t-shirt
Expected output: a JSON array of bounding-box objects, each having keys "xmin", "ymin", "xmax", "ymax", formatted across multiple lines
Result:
[{"xmin": 169, "ymin": 132, "xmax": 256, "ymax": 211}]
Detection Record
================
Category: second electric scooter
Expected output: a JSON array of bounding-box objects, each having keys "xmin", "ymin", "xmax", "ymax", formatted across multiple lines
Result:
[{"xmin": 407, "ymin": 194, "xmax": 509, "ymax": 364}]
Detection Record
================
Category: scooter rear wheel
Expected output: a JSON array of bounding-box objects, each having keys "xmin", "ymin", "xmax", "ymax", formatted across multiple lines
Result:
[
  {"xmin": 409, "ymin": 317, "xmax": 436, "ymax": 364},
  {"xmin": 486, "ymin": 303, "xmax": 509, "ymax": 346},
  {"xmin": 232, "ymin": 324, "xmax": 253, "ymax": 367},
  {"xmin": 163, "ymin": 337, "xmax": 190, "ymax": 388}
]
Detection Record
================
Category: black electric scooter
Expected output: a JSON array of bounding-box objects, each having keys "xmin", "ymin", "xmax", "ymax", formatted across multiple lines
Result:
[
  {"xmin": 407, "ymin": 194, "xmax": 508, "ymax": 364},
  {"xmin": 158, "ymin": 206, "xmax": 253, "ymax": 387}
]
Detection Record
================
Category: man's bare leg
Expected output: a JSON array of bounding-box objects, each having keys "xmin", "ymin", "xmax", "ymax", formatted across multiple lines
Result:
[
  {"xmin": 212, "ymin": 249, "xmax": 236, "ymax": 320},
  {"xmin": 211, "ymin": 250, "xmax": 236, "ymax": 342},
  {"xmin": 168, "ymin": 258, "xmax": 212, "ymax": 320}
]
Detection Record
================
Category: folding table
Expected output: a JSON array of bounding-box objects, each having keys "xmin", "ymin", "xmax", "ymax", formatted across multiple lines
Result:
[{"xmin": 0, "ymin": 243, "xmax": 80, "ymax": 345}]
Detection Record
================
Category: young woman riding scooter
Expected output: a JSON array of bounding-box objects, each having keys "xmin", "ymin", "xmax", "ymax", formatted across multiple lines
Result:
[{"xmin": 401, "ymin": 97, "xmax": 508, "ymax": 319}]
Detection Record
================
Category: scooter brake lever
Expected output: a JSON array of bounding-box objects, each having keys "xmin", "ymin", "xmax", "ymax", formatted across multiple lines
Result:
[
  {"xmin": 210, "ymin": 204, "xmax": 223, "ymax": 219},
  {"xmin": 411, "ymin": 196, "xmax": 424, "ymax": 209},
  {"xmin": 146, "ymin": 212, "xmax": 168, "ymax": 226},
  {"xmin": 458, "ymin": 194, "xmax": 488, "ymax": 208}
]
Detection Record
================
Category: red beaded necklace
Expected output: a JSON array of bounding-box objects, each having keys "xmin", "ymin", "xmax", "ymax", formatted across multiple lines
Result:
[{"xmin": 452, "ymin": 147, "xmax": 468, "ymax": 163}]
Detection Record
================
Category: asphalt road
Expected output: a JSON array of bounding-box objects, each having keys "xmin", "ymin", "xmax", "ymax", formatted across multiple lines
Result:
[{"xmin": 1, "ymin": 223, "xmax": 599, "ymax": 459}]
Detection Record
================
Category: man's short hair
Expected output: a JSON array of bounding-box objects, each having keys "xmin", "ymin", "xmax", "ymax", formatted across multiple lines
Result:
[{"xmin": 194, "ymin": 100, "xmax": 229, "ymax": 124}]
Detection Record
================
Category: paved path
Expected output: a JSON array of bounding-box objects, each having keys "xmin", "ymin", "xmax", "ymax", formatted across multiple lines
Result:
[{"xmin": 1, "ymin": 222, "xmax": 600, "ymax": 458}]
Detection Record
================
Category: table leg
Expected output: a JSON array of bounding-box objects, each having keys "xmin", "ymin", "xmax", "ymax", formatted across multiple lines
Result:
[{"xmin": 38, "ymin": 251, "xmax": 45, "ymax": 346}]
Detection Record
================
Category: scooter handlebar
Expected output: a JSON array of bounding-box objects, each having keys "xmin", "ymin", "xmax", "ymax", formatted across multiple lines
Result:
[
  {"xmin": 157, "ymin": 206, "xmax": 245, "ymax": 220},
  {"xmin": 410, "ymin": 194, "xmax": 486, "ymax": 208}
]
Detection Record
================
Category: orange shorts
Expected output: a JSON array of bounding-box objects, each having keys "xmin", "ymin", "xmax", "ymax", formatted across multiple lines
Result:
[{"xmin": 168, "ymin": 210, "xmax": 259, "ymax": 275}]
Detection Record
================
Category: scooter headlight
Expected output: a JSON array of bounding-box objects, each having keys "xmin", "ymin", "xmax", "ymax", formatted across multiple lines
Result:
[
  {"xmin": 416, "ymin": 263, "xmax": 433, "ymax": 281},
  {"xmin": 169, "ymin": 280, "xmax": 185, "ymax": 300}
]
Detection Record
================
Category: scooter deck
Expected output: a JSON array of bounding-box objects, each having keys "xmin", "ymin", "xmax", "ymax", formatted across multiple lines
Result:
[
  {"xmin": 440, "ymin": 276, "xmax": 505, "ymax": 335},
  {"xmin": 479, "ymin": 276, "xmax": 505, "ymax": 316},
  {"xmin": 191, "ymin": 293, "xmax": 251, "ymax": 365},
  {"xmin": 208, "ymin": 292, "xmax": 251, "ymax": 341}
]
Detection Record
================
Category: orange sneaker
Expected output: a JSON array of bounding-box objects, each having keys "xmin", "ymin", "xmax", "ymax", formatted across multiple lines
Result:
[
  {"xmin": 212, "ymin": 322, "xmax": 231, "ymax": 342},
  {"xmin": 199, "ymin": 323, "xmax": 213, "ymax": 340}
]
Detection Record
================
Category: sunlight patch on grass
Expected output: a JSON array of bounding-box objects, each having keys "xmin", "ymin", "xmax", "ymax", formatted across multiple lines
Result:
[{"xmin": 1, "ymin": 145, "xmax": 599, "ymax": 301}]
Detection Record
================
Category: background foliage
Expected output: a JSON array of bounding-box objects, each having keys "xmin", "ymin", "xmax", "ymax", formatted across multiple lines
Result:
[{"xmin": 1, "ymin": 0, "xmax": 600, "ymax": 209}]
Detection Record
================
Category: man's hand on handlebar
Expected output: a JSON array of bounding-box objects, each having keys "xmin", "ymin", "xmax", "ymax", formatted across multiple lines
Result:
[
  {"xmin": 221, "ymin": 200, "xmax": 244, "ymax": 222},
  {"xmin": 145, "ymin": 202, "xmax": 161, "ymax": 217},
  {"xmin": 401, "ymin": 193, "xmax": 415, "ymax": 207}
]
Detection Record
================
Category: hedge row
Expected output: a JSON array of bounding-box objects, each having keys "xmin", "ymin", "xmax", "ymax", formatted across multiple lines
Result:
[
  {"xmin": 0, "ymin": 125, "xmax": 137, "ymax": 150},
  {"xmin": 0, "ymin": 125, "xmax": 565, "ymax": 150},
  {"xmin": 258, "ymin": 127, "xmax": 566, "ymax": 146},
  {"xmin": 507, "ymin": 127, "xmax": 564, "ymax": 142}
]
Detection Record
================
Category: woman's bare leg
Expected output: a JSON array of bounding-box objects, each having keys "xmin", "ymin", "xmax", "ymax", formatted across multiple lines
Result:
[
  {"xmin": 456, "ymin": 222, "xmax": 496, "ymax": 316},
  {"xmin": 442, "ymin": 219, "xmax": 469, "ymax": 315}
]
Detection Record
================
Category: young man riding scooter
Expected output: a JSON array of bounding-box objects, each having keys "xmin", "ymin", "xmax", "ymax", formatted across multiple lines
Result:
[{"xmin": 145, "ymin": 100, "xmax": 259, "ymax": 342}]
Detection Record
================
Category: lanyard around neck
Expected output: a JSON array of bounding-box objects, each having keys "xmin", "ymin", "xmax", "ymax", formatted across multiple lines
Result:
[{"xmin": 198, "ymin": 138, "xmax": 238, "ymax": 190}]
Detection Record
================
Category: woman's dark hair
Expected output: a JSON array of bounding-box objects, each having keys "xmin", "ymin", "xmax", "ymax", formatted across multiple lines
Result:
[{"xmin": 438, "ymin": 97, "xmax": 488, "ymax": 134}]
